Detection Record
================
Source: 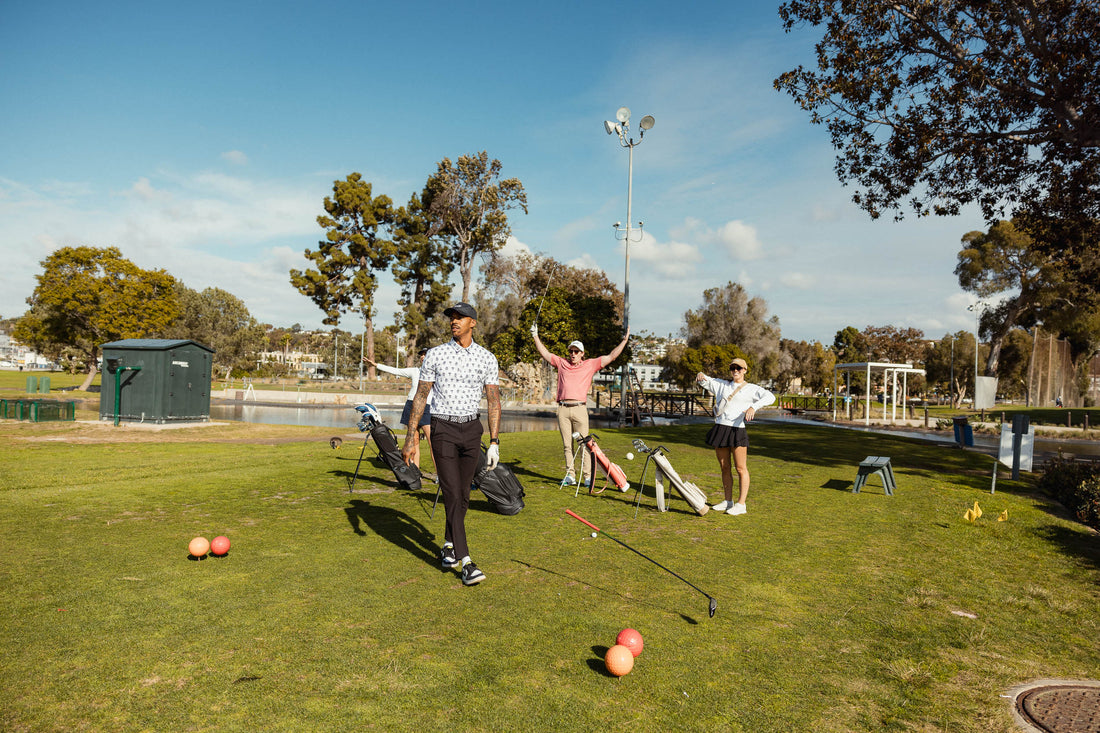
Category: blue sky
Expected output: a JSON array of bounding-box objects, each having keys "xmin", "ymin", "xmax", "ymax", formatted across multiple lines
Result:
[{"xmin": 0, "ymin": 0, "xmax": 989, "ymax": 345}]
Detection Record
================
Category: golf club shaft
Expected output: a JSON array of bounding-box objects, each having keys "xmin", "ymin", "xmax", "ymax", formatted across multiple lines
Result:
[
  {"xmin": 565, "ymin": 510, "xmax": 716, "ymax": 607},
  {"xmin": 534, "ymin": 264, "xmax": 558, "ymax": 328}
]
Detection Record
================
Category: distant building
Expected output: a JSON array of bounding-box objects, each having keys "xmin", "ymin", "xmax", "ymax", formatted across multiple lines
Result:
[
  {"xmin": 257, "ymin": 350, "xmax": 325, "ymax": 377},
  {"xmin": 593, "ymin": 363, "xmax": 670, "ymax": 391},
  {"xmin": 0, "ymin": 331, "xmax": 56, "ymax": 370}
]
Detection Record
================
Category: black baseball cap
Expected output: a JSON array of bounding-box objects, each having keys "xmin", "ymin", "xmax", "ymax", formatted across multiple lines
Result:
[{"xmin": 444, "ymin": 302, "xmax": 477, "ymax": 320}]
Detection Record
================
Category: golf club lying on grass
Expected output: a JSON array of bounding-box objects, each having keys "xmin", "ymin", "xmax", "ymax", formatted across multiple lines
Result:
[{"xmin": 565, "ymin": 509, "xmax": 718, "ymax": 618}]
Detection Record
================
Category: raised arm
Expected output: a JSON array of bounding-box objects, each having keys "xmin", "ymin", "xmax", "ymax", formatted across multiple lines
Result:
[
  {"xmin": 530, "ymin": 325, "xmax": 555, "ymax": 364},
  {"xmin": 598, "ymin": 327, "xmax": 631, "ymax": 369}
]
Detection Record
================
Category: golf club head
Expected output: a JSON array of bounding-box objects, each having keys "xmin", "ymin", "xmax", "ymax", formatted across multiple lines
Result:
[
  {"xmin": 632, "ymin": 438, "xmax": 650, "ymax": 453},
  {"xmin": 709, "ymin": 597, "xmax": 717, "ymax": 617}
]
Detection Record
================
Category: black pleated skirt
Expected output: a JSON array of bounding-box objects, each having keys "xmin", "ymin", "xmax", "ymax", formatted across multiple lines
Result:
[{"xmin": 705, "ymin": 423, "xmax": 749, "ymax": 448}]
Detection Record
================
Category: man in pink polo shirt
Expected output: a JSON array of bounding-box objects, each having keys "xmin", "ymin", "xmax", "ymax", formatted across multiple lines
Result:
[{"xmin": 531, "ymin": 325, "xmax": 629, "ymax": 486}]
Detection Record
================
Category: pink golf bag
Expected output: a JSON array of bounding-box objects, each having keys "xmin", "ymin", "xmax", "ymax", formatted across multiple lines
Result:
[{"xmin": 574, "ymin": 432, "xmax": 630, "ymax": 494}]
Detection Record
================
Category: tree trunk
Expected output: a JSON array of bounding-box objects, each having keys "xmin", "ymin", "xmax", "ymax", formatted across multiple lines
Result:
[
  {"xmin": 79, "ymin": 365, "xmax": 97, "ymax": 392},
  {"xmin": 365, "ymin": 316, "xmax": 376, "ymax": 380}
]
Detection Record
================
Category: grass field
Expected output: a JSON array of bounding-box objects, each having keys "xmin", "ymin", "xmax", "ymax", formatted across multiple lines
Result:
[{"xmin": 2, "ymin": 413, "xmax": 1098, "ymax": 732}]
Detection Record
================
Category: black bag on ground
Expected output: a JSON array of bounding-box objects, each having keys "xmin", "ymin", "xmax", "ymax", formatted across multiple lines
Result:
[
  {"xmin": 370, "ymin": 421, "xmax": 422, "ymax": 491},
  {"xmin": 472, "ymin": 449, "xmax": 525, "ymax": 515}
]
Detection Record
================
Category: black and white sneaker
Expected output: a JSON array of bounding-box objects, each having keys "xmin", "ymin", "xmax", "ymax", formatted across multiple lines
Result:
[
  {"xmin": 461, "ymin": 562, "xmax": 485, "ymax": 585},
  {"xmin": 440, "ymin": 545, "xmax": 459, "ymax": 569}
]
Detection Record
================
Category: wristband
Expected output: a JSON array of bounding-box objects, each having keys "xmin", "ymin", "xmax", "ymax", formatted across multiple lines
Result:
[{"xmin": 490, "ymin": 438, "xmax": 500, "ymax": 445}]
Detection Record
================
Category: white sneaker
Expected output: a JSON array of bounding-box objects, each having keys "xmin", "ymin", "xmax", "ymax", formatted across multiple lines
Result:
[
  {"xmin": 712, "ymin": 500, "xmax": 733, "ymax": 512},
  {"xmin": 726, "ymin": 503, "xmax": 747, "ymax": 516}
]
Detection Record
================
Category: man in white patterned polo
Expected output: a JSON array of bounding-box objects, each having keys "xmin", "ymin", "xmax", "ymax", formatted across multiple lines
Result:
[{"xmin": 402, "ymin": 302, "xmax": 501, "ymax": 586}]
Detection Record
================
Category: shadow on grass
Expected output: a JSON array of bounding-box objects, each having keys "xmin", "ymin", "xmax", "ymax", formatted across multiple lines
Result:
[
  {"xmin": 344, "ymin": 499, "xmax": 439, "ymax": 568},
  {"xmin": 587, "ymin": 646, "xmax": 615, "ymax": 676},
  {"xmin": 1033, "ymin": 513, "xmax": 1100, "ymax": 571},
  {"xmin": 512, "ymin": 560, "xmax": 707, "ymax": 624}
]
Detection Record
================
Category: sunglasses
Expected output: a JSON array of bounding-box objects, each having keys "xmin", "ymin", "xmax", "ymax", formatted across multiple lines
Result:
[
  {"xmin": 568, "ymin": 349, "xmax": 582, "ymax": 354},
  {"xmin": 729, "ymin": 365, "xmax": 744, "ymax": 372}
]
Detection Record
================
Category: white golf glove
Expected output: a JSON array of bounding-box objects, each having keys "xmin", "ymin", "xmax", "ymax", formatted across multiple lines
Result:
[
  {"xmin": 530, "ymin": 323, "xmax": 538, "ymax": 339},
  {"xmin": 486, "ymin": 443, "xmax": 500, "ymax": 470}
]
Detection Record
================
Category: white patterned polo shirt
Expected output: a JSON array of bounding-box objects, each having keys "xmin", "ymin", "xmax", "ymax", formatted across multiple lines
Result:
[{"xmin": 419, "ymin": 339, "xmax": 499, "ymax": 417}]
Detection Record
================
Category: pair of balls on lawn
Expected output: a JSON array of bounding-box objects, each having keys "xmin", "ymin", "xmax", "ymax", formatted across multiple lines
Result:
[
  {"xmin": 188, "ymin": 535, "xmax": 231, "ymax": 558},
  {"xmin": 605, "ymin": 628, "xmax": 644, "ymax": 677}
]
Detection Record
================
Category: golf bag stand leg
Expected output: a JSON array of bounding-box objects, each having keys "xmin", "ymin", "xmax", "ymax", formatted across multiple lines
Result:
[
  {"xmin": 632, "ymin": 454, "xmax": 657, "ymax": 518},
  {"xmin": 349, "ymin": 434, "xmax": 372, "ymax": 493}
]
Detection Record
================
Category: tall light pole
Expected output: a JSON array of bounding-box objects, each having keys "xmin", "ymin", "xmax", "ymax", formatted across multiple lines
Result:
[
  {"xmin": 967, "ymin": 301, "xmax": 986, "ymax": 407},
  {"xmin": 604, "ymin": 106, "xmax": 654, "ymax": 426}
]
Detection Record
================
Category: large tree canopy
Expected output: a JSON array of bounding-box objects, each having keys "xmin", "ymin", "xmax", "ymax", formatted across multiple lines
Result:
[
  {"xmin": 165, "ymin": 284, "xmax": 264, "ymax": 378},
  {"xmin": 421, "ymin": 152, "xmax": 527, "ymax": 302},
  {"xmin": 681, "ymin": 282, "xmax": 781, "ymax": 380},
  {"xmin": 290, "ymin": 173, "xmax": 396, "ymax": 376},
  {"xmin": 775, "ymin": 1, "xmax": 1100, "ymax": 283},
  {"xmin": 391, "ymin": 193, "xmax": 454, "ymax": 363},
  {"xmin": 14, "ymin": 246, "xmax": 178, "ymax": 390}
]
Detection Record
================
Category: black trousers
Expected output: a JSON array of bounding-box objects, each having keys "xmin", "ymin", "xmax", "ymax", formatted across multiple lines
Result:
[{"xmin": 430, "ymin": 418, "xmax": 484, "ymax": 559}]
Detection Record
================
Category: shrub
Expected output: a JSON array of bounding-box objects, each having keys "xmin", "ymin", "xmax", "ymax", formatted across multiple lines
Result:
[{"xmin": 1037, "ymin": 456, "xmax": 1100, "ymax": 531}]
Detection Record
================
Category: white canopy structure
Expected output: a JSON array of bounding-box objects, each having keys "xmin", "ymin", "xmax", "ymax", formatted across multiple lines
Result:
[{"xmin": 833, "ymin": 362, "xmax": 926, "ymax": 425}]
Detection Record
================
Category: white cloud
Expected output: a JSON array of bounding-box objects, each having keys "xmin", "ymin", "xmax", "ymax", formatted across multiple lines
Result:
[
  {"xmin": 780, "ymin": 272, "xmax": 815, "ymax": 289},
  {"xmin": 499, "ymin": 235, "xmax": 531, "ymax": 258},
  {"xmin": 623, "ymin": 230, "xmax": 703, "ymax": 278},
  {"xmin": 221, "ymin": 150, "xmax": 249, "ymax": 166},
  {"xmin": 671, "ymin": 217, "xmax": 765, "ymax": 261}
]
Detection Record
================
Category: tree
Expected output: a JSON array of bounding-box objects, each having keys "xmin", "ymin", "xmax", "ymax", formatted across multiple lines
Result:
[
  {"xmin": 290, "ymin": 173, "xmax": 395, "ymax": 378},
  {"xmin": 681, "ymin": 282, "xmax": 781, "ymax": 381},
  {"xmin": 422, "ymin": 152, "xmax": 527, "ymax": 302},
  {"xmin": 476, "ymin": 251, "xmax": 622, "ymax": 347},
  {"xmin": 663, "ymin": 344, "xmax": 751, "ymax": 391},
  {"xmin": 955, "ymin": 220, "xmax": 1061, "ymax": 376},
  {"xmin": 776, "ymin": 339, "xmax": 836, "ymax": 394},
  {"xmin": 391, "ymin": 193, "xmax": 454, "ymax": 364},
  {"xmin": 165, "ymin": 284, "xmax": 264, "ymax": 377},
  {"xmin": 775, "ymin": 1, "xmax": 1100, "ymax": 287},
  {"xmin": 489, "ymin": 287, "xmax": 626, "ymax": 373},
  {"xmin": 925, "ymin": 331, "xmax": 983, "ymax": 407},
  {"xmin": 861, "ymin": 325, "xmax": 927, "ymax": 364},
  {"xmin": 13, "ymin": 246, "xmax": 179, "ymax": 390}
]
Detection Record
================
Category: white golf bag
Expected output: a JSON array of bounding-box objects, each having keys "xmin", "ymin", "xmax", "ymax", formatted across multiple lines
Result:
[{"xmin": 634, "ymin": 440, "xmax": 708, "ymax": 516}]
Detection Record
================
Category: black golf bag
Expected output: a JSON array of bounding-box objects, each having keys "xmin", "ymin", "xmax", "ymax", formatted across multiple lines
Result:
[
  {"xmin": 370, "ymin": 420, "xmax": 422, "ymax": 491},
  {"xmin": 471, "ymin": 448, "xmax": 525, "ymax": 515},
  {"xmin": 352, "ymin": 404, "xmax": 421, "ymax": 492}
]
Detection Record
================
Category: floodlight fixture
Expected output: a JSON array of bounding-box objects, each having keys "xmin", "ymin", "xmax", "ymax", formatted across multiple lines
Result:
[
  {"xmin": 616, "ymin": 106, "xmax": 631, "ymax": 123},
  {"xmin": 639, "ymin": 115, "xmax": 655, "ymax": 131}
]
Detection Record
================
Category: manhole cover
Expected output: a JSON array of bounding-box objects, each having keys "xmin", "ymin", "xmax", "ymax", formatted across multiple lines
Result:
[{"xmin": 1013, "ymin": 681, "xmax": 1100, "ymax": 733}]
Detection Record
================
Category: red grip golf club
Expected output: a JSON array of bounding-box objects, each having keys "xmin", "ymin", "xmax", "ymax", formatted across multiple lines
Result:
[{"xmin": 565, "ymin": 509, "xmax": 600, "ymax": 533}]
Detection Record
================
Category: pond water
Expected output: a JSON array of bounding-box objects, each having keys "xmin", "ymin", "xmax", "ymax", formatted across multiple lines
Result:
[
  {"xmin": 208, "ymin": 402, "xmax": 617, "ymax": 433},
  {"xmin": 207, "ymin": 403, "xmax": 1099, "ymax": 458}
]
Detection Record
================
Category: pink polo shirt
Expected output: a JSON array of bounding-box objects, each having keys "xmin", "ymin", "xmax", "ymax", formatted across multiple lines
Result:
[{"xmin": 549, "ymin": 355, "xmax": 604, "ymax": 402}]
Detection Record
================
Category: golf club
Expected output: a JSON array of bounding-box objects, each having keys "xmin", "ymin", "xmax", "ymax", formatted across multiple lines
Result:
[
  {"xmin": 533, "ymin": 264, "xmax": 558, "ymax": 330},
  {"xmin": 565, "ymin": 509, "xmax": 718, "ymax": 618}
]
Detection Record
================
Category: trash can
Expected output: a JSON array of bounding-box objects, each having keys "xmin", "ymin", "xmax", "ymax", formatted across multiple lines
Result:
[
  {"xmin": 38, "ymin": 376, "xmax": 50, "ymax": 394},
  {"xmin": 952, "ymin": 416, "xmax": 974, "ymax": 447},
  {"xmin": 25, "ymin": 375, "xmax": 38, "ymax": 394}
]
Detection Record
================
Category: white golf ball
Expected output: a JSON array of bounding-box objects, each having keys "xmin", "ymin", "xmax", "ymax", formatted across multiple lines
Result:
[
  {"xmin": 591, "ymin": 532, "xmax": 598, "ymax": 538},
  {"xmin": 626, "ymin": 452, "xmax": 635, "ymax": 460}
]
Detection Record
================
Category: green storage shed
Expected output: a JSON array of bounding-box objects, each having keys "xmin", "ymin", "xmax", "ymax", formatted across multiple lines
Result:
[{"xmin": 99, "ymin": 339, "xmax": 214, "ymax": 424}]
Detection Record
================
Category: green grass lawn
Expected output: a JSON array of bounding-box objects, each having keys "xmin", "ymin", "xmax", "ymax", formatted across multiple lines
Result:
[{"xmin": 2, "ymin": 415, "xmax": 1098, "ymax": 732}]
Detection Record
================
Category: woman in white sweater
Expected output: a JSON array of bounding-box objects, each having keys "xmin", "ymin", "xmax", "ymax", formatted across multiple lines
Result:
[{"xmin": 695, "ymin": 357, "xmax": 775, "ymax": 516}]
